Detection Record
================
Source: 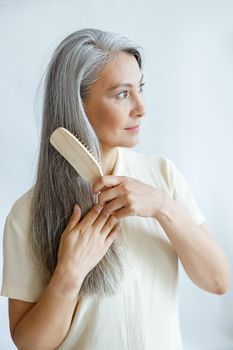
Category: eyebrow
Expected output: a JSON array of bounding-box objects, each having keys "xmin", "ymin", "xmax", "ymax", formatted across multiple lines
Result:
[{"xmin": 107, "ymin": 74, "xmax": 144, "ymax": 91}]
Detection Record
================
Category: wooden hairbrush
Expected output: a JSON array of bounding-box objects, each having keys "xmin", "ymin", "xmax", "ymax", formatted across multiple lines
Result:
[{"xmin": 50, "ymin": 127, "xmax": 103, "ymax": 184}]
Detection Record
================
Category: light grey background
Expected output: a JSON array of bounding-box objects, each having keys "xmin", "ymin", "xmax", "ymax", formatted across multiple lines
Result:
[{"xmin": 0, "ymin": 1, "xmax": 233, "ymax": 349}]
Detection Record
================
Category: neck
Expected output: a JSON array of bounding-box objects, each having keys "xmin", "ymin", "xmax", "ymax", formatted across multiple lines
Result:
[{"xmin": 101, "ymin": 146, "xmax": 118, "ymax": 176}]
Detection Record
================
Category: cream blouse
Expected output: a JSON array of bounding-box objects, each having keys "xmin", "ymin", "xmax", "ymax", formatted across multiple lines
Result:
[{"xmin": 1, "ymin": 147, "xmax": 205, "ymax": 349}]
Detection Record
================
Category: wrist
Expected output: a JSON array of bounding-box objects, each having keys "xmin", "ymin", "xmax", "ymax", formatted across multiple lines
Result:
[
  {"xmin": 154, "ymin": 192, "xmax": 176, "ymax": 223},
  {"xmin": 49, "ymin": 265, "xmax": 85, "ymax": 300}
]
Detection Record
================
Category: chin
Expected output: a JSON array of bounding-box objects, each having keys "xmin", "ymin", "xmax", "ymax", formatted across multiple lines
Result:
[
  {"xmin": 102, "ymin": 135, "xmax": 140, "ymax": 149},
  {"xmin": 121, "ymin": 137, "xmax": 140, "ymax": 148}
]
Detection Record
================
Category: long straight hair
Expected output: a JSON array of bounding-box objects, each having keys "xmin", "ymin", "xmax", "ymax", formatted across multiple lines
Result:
[{"xmin": 29, "ymin": 28, "xmax": 143, "ymax": 297}]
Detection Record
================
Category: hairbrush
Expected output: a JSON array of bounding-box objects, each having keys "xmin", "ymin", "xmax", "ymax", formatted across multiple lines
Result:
[{"xmin": 50, "ymin": 127, "xmax": 103, "ymax": 184}]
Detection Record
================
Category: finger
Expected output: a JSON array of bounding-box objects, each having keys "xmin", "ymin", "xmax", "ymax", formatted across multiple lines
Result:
[
  {"xmin": 92, "ymin": 208, "xmax": 113, "ymax": 231},
  {"xmin": 99, "ymin": 215, "xmax": 118, "ymax": 237},
  {"xmin": 66, "ymin": 204, "xmax": 82, "ymax": 232},
  {"xmin": 103, "ymin": 197, "xmax": 125, "ymax": 214},
  {"xmin": 92, "ymin": 175, "xmax": 123, "ymax": 194},
  {"xmin": 80, "ymin": 204, "xmax": 104, "ymax": 227},
  {"xmin": 112, "ymin": 207, "xmax": 130, "ymax": 220},
  {"xmin": 105, "ymin": 222, "xmax": 122, "ymax": 248},
  {"xmin": 97, "ymin": 186, "xmax": 119, "ymax": 206}
]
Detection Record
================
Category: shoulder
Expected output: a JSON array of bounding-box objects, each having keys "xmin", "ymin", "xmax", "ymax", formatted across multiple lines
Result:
[
  {"xmin": 10, "ymin": 186, "xmax": 34, "ymax": 214},
  {"xmin": 6, "ymin": 186, "xmax": 34, "ymax": 238}
]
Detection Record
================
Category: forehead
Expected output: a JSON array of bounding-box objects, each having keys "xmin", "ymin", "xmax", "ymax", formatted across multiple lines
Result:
[{"xmin": 97, "ymin": 52, "xmax": 141, "ymax": 86}]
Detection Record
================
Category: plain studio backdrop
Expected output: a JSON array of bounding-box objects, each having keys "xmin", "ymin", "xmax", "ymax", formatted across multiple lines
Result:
[{"xmin": 0, "ymin": 1, "xmax": 232, "ymax": 349}]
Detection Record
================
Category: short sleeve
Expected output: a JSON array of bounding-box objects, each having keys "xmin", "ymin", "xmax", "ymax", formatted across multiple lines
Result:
[
  {"xmin": 165, "ymin": 158, "xmax": 206, "ymax": 225},
  {"xmin": 1, "ymin": 189, "xmax": 47, "ymax": 302}
]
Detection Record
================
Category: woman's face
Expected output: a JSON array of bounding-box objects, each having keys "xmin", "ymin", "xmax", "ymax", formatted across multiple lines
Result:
[{"xmin": 83, "ymin": 52, "xmax": 146, "ymax": 152}]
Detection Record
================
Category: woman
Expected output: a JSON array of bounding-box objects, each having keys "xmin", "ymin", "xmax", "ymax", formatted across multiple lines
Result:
[{"xmin": 1, "ymin": 28, "xmax": 230, "ymax": 350}]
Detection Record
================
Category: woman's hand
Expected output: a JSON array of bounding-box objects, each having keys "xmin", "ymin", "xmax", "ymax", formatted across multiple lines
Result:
[
  {"xmin": 56, "ymin": 204, "xmax": 121, "ymax": 288},
  {"xmin": 92, "ymin": 175, "xmax": 168, "ymax": 220}
]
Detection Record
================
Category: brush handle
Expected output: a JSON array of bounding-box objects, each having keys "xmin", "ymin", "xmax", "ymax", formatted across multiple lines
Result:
[{"xmin": 50, "ymin": 127, "xmax": 103, "ymax": 185}]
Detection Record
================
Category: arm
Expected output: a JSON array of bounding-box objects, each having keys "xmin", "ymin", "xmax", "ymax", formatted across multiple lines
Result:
[
  {"xmin": 9, "ymin": 203, "xmax": 121, "ymax": 350},
  {"xmin": 10, "ymin": 268, "xmax": 84, "ymax": 350},
  {"xmin": 155, "ymin": 196, "xmax": 231, "ymax": 294},
  {"xmin": 92, "ymin": 175, "xmax": 230, "ymax": 295}
]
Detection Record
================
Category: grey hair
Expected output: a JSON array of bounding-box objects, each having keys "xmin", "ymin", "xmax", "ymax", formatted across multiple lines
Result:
[{"xmin": 29, "ymin": 28, "xmax": 143, "ymax": 297}]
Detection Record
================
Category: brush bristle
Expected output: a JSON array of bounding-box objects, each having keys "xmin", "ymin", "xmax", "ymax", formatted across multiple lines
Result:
[{"xmin": 71, "ymin": 131, "xmax": 102, "ymax": 166}]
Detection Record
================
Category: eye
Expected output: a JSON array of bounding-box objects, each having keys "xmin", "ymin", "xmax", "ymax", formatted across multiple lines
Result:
[
  {"xmin": 139, "ymin": 82, "xmax": 145, "ymax": 92},
  {"xmin": 116, "ymin": 82, "xmax": 145, "ymax": 100},
  {"xmin": 117, "ymin": 90, "xmax": 128, "ymax": 99}
]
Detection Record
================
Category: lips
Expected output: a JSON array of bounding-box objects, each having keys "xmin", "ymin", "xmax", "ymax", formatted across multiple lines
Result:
[{"xmin": 124, "ymin": 124, "xmax": 140, "ymax": 130}]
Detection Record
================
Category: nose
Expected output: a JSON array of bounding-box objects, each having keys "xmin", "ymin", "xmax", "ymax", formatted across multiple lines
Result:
[{"xmin": 130, "ymin": 93, "xmax": 146, "ymax": 118}]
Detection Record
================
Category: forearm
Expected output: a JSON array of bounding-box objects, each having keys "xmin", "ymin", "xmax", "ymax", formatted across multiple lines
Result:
[
  {"xmin": 156, "ymin": 196, "xmax": 230, "ymax": 294},
  {"xmin": 13, "ymin": 268, "xmax": 84, "ymax": 350}
]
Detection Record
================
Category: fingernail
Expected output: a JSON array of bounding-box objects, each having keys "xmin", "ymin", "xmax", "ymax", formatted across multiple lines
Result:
[{"xmin": 73, "ymin": 204, "xmax": 80, "ymax": 213}]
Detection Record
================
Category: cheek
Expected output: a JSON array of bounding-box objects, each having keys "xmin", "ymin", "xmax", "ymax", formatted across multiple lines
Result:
[
  {"xmin": 85, "ymin": 95, "xmax": 128, "ymax": 142},
  {"xmin": 97, "ymin": 114, "xmax": 120, "ymax": 143},
  {"xmin": 95, "ymin": 100, "xmax": 125, "ymax": 130}
]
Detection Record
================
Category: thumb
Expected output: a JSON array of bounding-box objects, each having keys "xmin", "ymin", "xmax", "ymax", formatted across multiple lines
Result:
[{"xmin": 67, "ymin": 204, "xmax": 82, "ymax": 231}]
